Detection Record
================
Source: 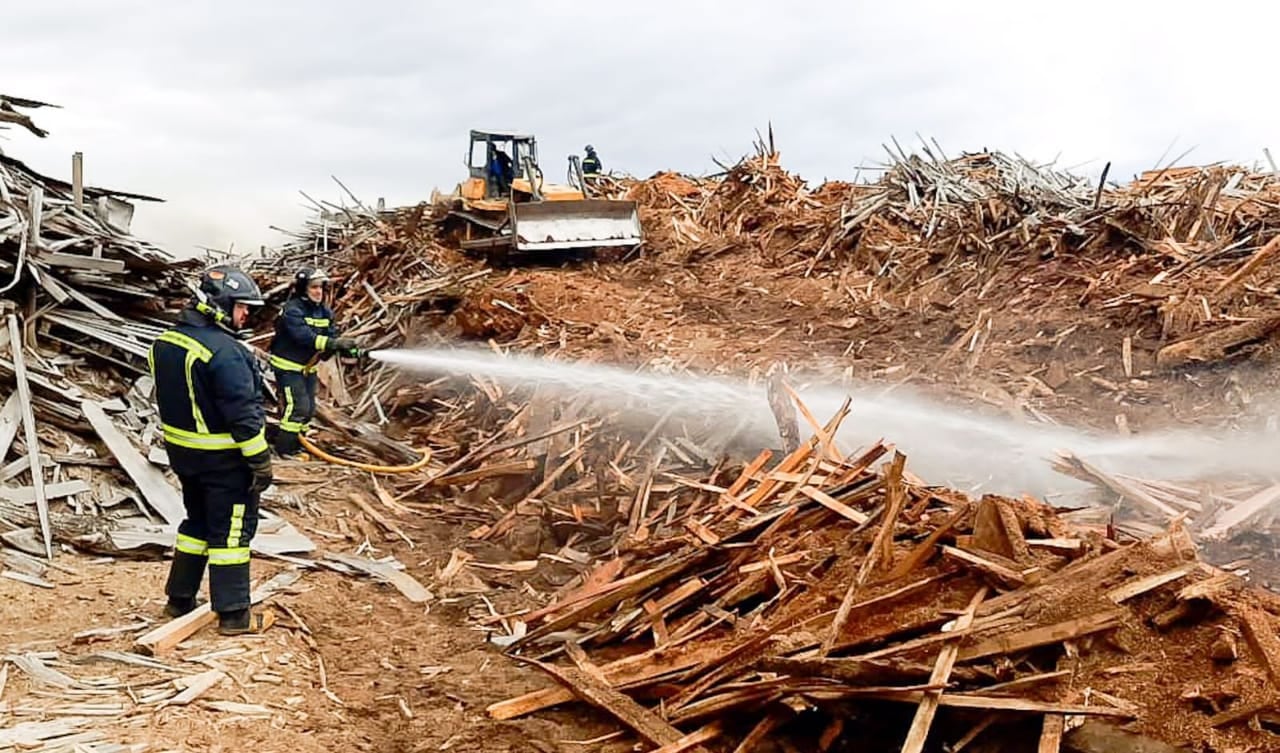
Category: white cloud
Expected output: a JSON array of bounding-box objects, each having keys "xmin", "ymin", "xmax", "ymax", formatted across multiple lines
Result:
[{"xmin": 3, "ymin": 0, "xmax": 1276, "ymax": 256}]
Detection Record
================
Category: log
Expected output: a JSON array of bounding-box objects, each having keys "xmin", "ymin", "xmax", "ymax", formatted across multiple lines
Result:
[{"xmin": 1156, "ymin": 315, "xmax": 1280, "ymax": 370}]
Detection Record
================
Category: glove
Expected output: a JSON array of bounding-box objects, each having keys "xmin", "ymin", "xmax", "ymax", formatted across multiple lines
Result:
[
  {"xmin": 331, "ymin": 337, "xmax": 362, "ymax": 358},
  {"xmin": 246, "ymin": 451, "xmax": 274, "ymax": 494}
]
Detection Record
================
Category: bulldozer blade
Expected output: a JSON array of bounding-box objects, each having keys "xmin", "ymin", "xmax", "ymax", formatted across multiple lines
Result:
[{"xmin": 511, "ymin": 199, "xmax": 643, "ymax": 252}]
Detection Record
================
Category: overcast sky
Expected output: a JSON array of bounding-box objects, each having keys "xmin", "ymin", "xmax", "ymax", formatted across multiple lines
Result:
[{"xmin": 2, "ymin": 1, "xmax": 1275, "ymax": 256}]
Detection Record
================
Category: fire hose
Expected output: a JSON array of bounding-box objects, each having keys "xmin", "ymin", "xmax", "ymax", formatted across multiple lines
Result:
[{"xmin": 297, "ymin": 433, "xmax": 432, "ymax": 474}]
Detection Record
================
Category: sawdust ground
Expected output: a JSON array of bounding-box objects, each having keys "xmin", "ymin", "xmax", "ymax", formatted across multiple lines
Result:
[{"xmin": 0, "ymin": 505, "xmax": 628, "ymax": 753}]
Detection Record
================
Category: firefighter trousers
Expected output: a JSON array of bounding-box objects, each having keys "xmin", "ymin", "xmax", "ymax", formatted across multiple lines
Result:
[
  {"xmin": 164, "ymin": 464, "xmax": 258, "ymax": 614},
  {"xmin": 274, "ymin": 369, "xmax": 317, "ymax": 455}
]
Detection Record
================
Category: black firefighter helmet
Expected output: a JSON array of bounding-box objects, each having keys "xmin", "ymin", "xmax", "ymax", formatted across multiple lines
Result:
[
  {"xmin": 293, "ymin": 266, "xmax": 330, "ymax": 297},
  {"xmin": 193, "ymin": 265, "xmax": 264, "ymax": 335}
]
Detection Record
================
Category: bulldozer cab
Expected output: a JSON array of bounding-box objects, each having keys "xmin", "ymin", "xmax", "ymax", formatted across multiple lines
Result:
[{"xmin": 467, "ymin": 130, "xmax": 538, "ymax": 197}]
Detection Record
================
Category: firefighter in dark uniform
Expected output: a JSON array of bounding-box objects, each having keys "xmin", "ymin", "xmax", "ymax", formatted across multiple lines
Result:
[
  {"xmin": 269, "ymin": 267, "xmax": 361, "ymax": 457},
  {"xmin": 582, "ymin": 145, "xmax": 602, "ymax": 176},
  {"xmin": 149, "ymin": 266, "xmax": 274, "ymax": 635}
]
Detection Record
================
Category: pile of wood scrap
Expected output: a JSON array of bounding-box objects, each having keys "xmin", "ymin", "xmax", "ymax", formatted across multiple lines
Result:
[{"xmin": 485, "ymin": 406, "xmax": 1280, "ymax": 751}]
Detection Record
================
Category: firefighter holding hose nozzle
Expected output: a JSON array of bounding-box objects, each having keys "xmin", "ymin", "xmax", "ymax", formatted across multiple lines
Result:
[{"xmin": 269, "ymin": 267, "xmax": 362, "ymax": 458}]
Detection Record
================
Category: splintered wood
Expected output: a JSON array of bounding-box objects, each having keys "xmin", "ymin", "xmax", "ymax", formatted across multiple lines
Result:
[{"xmin": 483, "ymin": 399, "xmax": 1271, "ymax": 751}]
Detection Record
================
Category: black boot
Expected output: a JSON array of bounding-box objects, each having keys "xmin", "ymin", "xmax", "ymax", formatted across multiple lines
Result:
[
  {"xmin": 164, "ymin": 597, "xmax": 199, "ymax": 618},
  {"xmin": 218, "ymin": 608, "xmax": 273, "ymax": 636},
  {"xmin": 218, "ymin": 608, "xmax": 251, "ymax": 635},
  {"xmin": 164, "ymin": 551, "xmax": 207, "ymax": 617},
  {"xmin": 273, "ymin": 430, "xmax": 301, "ymax": 457}
]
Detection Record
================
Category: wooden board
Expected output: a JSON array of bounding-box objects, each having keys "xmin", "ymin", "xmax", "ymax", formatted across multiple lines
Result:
[
  {"xmin": 323, "ymin": 552, "xmax": 431, "ymax": 603},
  {"xmin": 0, "ymin": 392, "xmax": 21, "ymax": 465},
  {"xmin": 901, "ymin": 588, "xmax": 987, "ymax": 753},
  {"xmin": 0, "ymin": 480, "xmax": 90, "ymax": 503},
  {"xmin": 8, "ymin": 316, "xmax": 50, "ymax": 558},
  {"xmin": 941, "ymin": 546, "xmax": 1026, "ymax": 590},
  {"xmin": 1200, "ymin": 483, "xmax": 1280, "ymax": 542},
  {"xmin": 1232, "ymin": 605, "xmax": 1280, "ymax": 691},
  {"xmin": 1105, "ymin": 564, "xmax": 1197, "ymax": 604},
  {"xmin": 486, "ymin": 644, "xmax": 722, "ymax": 721},
  {"xmin": 798, "ymin": 485, "xmax": 869, "ymax": 525},
  {"xmin": 521, "ymin": 657, "xmax": 703, "ymax": 750},
  {"xmin": 81, "ymin": 400, "xmax": 184, "ymax": 526},
  {"xmin": 957, "ymin": 611, "xmax": 1123, "ymax": 663}
]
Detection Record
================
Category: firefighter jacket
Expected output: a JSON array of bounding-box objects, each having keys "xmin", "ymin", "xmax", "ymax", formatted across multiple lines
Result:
[
  {"xmin": 148, "ymin": 308, "xmax": 268, "ymax": 475},
  {"xmin": 269, "ymin": 296, "xmax": 338, "ymax": 374}
]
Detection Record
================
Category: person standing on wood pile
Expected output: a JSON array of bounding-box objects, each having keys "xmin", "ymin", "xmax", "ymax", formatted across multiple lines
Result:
[
  {"xmin": 582, "ymin": 144, "xmax": 602, "ymax": 176},
  {"xmin": 148, "ymin": 265, "xmax": 274, "ymax": 635},
  {"xmin": 269, "ymin": 266, "xmax": 362, "ymax": 458}
]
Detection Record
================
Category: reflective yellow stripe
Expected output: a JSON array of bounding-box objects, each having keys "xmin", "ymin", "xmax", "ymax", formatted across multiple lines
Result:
[
  {"xmin": 164, "ymin": 425, "xmax": 268, "ymax": 454},
  {"xmin": 227, "ymin": 504, "xmax": 245, "ymax": 548},
  {"xmin": 207, "ymin": 547, "xmax": 250, "ymax": 566},
  {"xmin": 303, "ymin": 317, "xmax": 331, "ymax": 327},
  {"xmin": 280, "ymin": 385, "xmax": 306, "ymax": 433},
  {"xmin": 157, "ymin": 331, "xmax": 213, "ymax": 362},
  {"xmin": 147, "ymin": 343, "xmax": 155, "ymax": 378},
  {"xmin": 185, "ymin": 349, "xmax": 208, "ymax": 434},
  {"xmin": 239, "ymin": 430, "xmax": 268, "ymax": 457},
  {"xmin": 176, "ymin": 533, "xmax": 208, "ymax": 556},
  {"xmin": 270, "ymin": 354, "xmax": 316, "ymax": 373},
  {"xmin": 164, "ymin": 424, "xmax": 237, "ymax": 450},
  {"xmin": 315, "ymin": 335, "xmax": 329, "ymax": 351}
]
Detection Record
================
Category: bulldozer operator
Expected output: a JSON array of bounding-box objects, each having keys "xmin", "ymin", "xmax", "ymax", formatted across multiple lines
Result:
[{"xmin": 488, "ymin": 144, "xmax": 514, "ymax": 197}]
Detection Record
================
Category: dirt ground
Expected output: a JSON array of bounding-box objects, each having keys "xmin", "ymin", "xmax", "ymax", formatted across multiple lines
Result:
[{"xmin": 0, "ymin": 476, "xmax": 632, "ymax": 753}]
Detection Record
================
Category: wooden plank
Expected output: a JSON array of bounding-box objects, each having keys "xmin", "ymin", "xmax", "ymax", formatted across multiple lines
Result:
[
  {"xmin": 1200, "ymin": 483, "xmax": 1280, "ymax": 542},
  {"xmin": 957, "ymin": 611, "xmax": 1123, "ymax": 663},
  {"xmin": 519, "ymin": 657, "xmax": 698, "ymax": 750},
  {"xmin": 652, "ymin": 723, "xmax": 721, "ymax": 753},
  {"xmin": 798, "ymin": 485, "xmax": 869, "ymax": 525},
  {"xmin": 731, "ymin": 706, "xmax": 793, "ymax": 753},
  {"xmin": 134, "ymin": 571, "xmax": 301, "ymax": 655},
  {"xmin": 324, "ymin": 552, "xmax": 431, "ymax": 603},
  {"xmin": 432, "ymin": 459, "xmax": 537, "ymax": 486},
  {"xmin": 807, "ymin": 690, "xmax": 1134, "ymax": 717},
  {"xmin": 36, "ymin": 251, "xmax": 126, "ymax": 273},
  {"xmin": 1232, "ymin": 605, "xmax": 1280, "ymax": 690},
  {"xmin": 0, "ymin": 480, "xmax": 90, "ymax": 503},
  {"xmin": 1, "ymin": 570, "xmax": 54, "ymax": 588},
  {"xmin": 8, "ymin": 316, "xmax": 50, "ymax": 559},
  {"xmin": 1055, "ymin": 453, "xmax": 1180, "ymax": 519},
  {"xmin": 995, "ymin": 500, "xmax": 1031, "ymax": 563},
  {"xmin": 1215, "ymin": 233, "xmax": 1280, "ymax": 299},
  {"xmin": 1037, "ymin": 714, "xmax": 1065, "ymax": 753},
  {"xmin": 941, "ymin": 546, "xmax": 1026, "ymax": 590},
  {"xmin": 1105, "ymin": 564, "xmax": 1197, "ymax": 604},
  {"xmin": 486, "ymin": 644, "xmax": 723, "ymax": 721},
  {"xmin": 886, "ymin": 505, "xmax": 967, "ymax": 581},
  {"xmin": 824, "ymin": 452, "xmax": 907, "ymax": 654},
  {"xmin": 1027, "ymin": 538, "xmax": 1083, "ymax": 554},
  {"xmin": 165, "ymin": 669, "xmax": 225, "ymax": 706},
  {"xmin": 81, "ymin": 400, "xmax": 184, "ymax": 526},
  {"xmin": 1208, "ymin": 698, "xmax": 1276, "ymax": 728},
  {"xmin": 0, "ymin": 393, "xmax": 22, "ymax": 465},
  {"xmin": 901, "ymin": 587, "xmax": 988, "ymax": 753}
]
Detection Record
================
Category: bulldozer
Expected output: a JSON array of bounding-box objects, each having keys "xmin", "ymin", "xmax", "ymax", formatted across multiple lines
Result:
[{"xmin": 448, "ymin": 130, "xmax": 643, "ymax": 259}]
